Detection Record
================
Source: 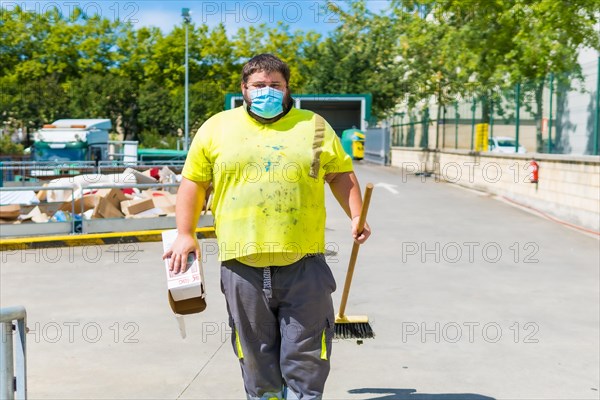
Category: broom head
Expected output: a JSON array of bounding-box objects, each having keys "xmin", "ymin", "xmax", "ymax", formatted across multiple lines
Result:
[{"xmin": 334, "ymin": 314, "xmax": 374, "ymax": 340}]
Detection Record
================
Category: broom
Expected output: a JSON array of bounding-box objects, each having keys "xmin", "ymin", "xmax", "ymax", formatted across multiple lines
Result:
[{"xmin": 334, "ymin": 183, "xmax": 375, "ymax": 340}]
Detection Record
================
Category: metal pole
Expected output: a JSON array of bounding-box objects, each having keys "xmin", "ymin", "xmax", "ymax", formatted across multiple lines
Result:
[
  {"xmin": 515, "ymin": 83, "xmax": 521, "ymax": 153},
  {"xmin": 1, "ymin": 322, "xmax": 14, "ymax": 400},
  {"xmin": 454, "ymin": 102, "xmax": 458, "ymax": 149},
  {"xmin": 548, "ymin": 73, "xmax": 554, "ymax": 154},
  {"xmin": 15, "ymin": 318, "xmax": 26, "ymax": 399},
  {"xmin": 594, "ymin": 57, "xmax": 600, "ymax": 156},
  {"xmin": 442, "ymin": 105, "xmax": 447, "ymax": 148},
  {"xmin": 422, "ymin": 107, "xmax": 429, "ymax": 148},
  {"xmin": 1, "ymin": 306, "xmax": 26, "ymax": 400},
  {"xmin": 470, "ymin": 97, "xmax": 476, "ymax": 150},
  {"xmin": 490, "ymin": 98, "xmax": 494, "ymax": 140},
  {"xmin": 400, "ymin": 113, "xmax": 405, "ymax": 146},
  {"xmin": 184, "ymin": 21, "xmax": 189, "ymax": 152}
]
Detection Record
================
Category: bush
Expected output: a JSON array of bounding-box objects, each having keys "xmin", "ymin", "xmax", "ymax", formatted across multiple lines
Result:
[
  {"xmin": 138, "ymin": 130, "xmax": 180, "ymax": 149},
  {"xmin": 0, "ymin": 134, "xmax": 24, "ymax": 155}
]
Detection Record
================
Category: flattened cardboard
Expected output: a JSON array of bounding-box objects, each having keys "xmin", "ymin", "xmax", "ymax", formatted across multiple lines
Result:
[
  {"xmin": 128, "ymin": 207, "xmax": 167, "ymax": 218},
  {"xmin": 148, "ymin": 192, "xmax": 177, "ymax": 214},
  {"xmin": 123, "ymin": 167, "xmax": 158, "ymax": 184},
  {"xmin": 19, "ymin": 206, "xmax": 49, "ymax": 223},
  {"xmin": 120, "ymin": 198, "xmax": 154, "ymax": 215}
]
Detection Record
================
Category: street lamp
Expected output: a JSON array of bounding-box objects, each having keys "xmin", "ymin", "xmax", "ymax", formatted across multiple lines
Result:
[{"xmin": 182, "ymin": 8, "xmax": 191, "ymax": 152}]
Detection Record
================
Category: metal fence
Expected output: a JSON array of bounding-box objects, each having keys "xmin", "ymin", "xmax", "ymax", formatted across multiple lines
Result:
[
  {"xmin": 1, "ymin": 306, "xmax": 27, "ymax": 400},
  {"xmin": 0, "ymin": 160, "xmax": 186, "ymax": 186},
  {"xmin": 390, "ymin": 57, "xmax": 600, "ymax": 156},
  {"xmin": 364, "ymin": 127, "xmax": 391, "ymax": 165}
]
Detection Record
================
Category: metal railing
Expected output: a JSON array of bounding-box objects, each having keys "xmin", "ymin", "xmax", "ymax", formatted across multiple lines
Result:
[
  {"xmin": 97, "ymin": 160, "xmax": 185, "ymax": 173},
  {"xmin": 0, "ymin": 160, "xmax": 186, "ymax": 186},
  {"xmin": 0, "ymin": 306, "xmax": 27, "ymax": 400},
  {"xmin": 0, "ymin": 182, "xmax": 183, "ymax": 238},
  {"xmin": 0, "ymin": 161, "xmax": 97, "ymax": 186},
  {"xmin": 0, "ymin": 185, "xmax": 77, "ymax": 235}
]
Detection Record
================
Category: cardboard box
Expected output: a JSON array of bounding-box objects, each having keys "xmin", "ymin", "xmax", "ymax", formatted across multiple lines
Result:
[
  {"xmin": 144, "ymin": 190, "xmax": 177, "ymax": 214},
  {"xmin": 93, "ymin": 188, "xmax": 127, "ymax": 204},
  {"xmin": 162, "ymin": 229, "xmax": 206, "ymax": 315},
  {"xmin": 59, "ymin": 194, "xmax": 99, "ymax": 213},
  {"xmin": 93, "ymin": 199, "xmax": 124, "ymax": 218},
  {"xmin": 92, "ymin": 188, "xmax": 127, "ymax": 218},
  {"xmin": 120, "ymin": 198, "xmax": 154, "ymax": 215},
  {"xmin": 125, "ymin": 208, "xmax": 166, "ymax": 218},
  {"xmin": 0, "ymin": 205, "xmax": 20, "ymax": 220}
]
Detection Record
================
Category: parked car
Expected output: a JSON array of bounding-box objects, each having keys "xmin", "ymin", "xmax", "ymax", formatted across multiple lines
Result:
[{"xmin": 488, "ymin": 136, "xmax": 527, "ymax": 154}]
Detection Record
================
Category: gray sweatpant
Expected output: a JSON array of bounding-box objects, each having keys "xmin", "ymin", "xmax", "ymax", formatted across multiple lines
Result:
[{"xmin": 220, "ymin": 254, "xmax": 337, "ymax": 400}]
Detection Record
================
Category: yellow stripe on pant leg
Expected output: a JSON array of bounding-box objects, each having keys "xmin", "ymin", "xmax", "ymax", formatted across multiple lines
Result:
[
  {"xmin": 235, "ymin": 328, "xmax": 244, "ymax": 359},
  {"xmin": 320, "ymin": 329, "xmax": 328, "ymax": 360}
]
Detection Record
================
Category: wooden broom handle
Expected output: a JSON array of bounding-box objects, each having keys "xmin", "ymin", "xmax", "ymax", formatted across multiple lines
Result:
[{"xmin": 338, "ymin": 183, "xmax": 374, "ymax": 318}]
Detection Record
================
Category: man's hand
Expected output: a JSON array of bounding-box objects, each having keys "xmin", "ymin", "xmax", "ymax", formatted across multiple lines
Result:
[
  {"xmin": 352, "ymin": 216, "xmax": 371, "ymax": 244},
  {"xmin": 162, "ymin": 233, "xmax": 200, "ymax": 274},
  {"xmin": 327, "ymin": 171, "xmax": 373, "ymax": 244},
  {"xmin": 164, "ymin": 178, "xmax": 209, "ymax": 274}
]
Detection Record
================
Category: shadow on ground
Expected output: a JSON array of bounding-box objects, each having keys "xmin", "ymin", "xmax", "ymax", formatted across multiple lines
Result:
[{"xmin": 348, "ymin": 388, "xmax": 496, "ymax": 400}]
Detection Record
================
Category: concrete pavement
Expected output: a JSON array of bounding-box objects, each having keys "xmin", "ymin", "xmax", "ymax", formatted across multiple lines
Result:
[{"xmin": 1, "ymin": 162, "xmax": 598, "ymax": 399}]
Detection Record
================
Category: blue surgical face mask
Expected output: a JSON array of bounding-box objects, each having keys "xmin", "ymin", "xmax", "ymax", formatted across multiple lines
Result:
[{"xmin": 249, "ymin": 86, "xmax": 285, "ymax": 119}]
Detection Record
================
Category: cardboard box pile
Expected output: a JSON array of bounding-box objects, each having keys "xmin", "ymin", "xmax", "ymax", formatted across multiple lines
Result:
[{"xmin": 0, "ymin": 167, "xmax": 180, "ymax": 225}]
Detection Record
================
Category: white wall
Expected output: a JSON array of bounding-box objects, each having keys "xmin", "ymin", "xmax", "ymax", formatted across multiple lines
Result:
[{"xmin": 391, "ymin": 147, "xmax": 600, "ymax": 232}]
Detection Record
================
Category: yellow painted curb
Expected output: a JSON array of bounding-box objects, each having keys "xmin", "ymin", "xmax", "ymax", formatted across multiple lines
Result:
[{"xmin": 0, "ymin": 227, "xmax": 216, "ymax": 251}]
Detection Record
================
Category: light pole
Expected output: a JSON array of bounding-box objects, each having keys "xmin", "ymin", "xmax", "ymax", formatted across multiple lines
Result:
[{"xmin": 182, "ymin": 8, "xmax": 191, "ymax": 152}]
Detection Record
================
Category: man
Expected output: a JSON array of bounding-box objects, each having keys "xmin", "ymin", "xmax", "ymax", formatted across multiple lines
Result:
[{"xmin": 164, "ymin": 54, "xmax": 371, "ymax": 400}]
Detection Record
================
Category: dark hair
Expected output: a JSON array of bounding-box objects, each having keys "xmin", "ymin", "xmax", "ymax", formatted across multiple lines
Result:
[{"xmin": 241, "ymin": 54, "xmax": 290, "ymax": 84}]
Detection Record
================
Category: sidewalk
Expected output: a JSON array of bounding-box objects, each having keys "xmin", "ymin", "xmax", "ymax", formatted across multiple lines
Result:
[{"xmin": 1, "ymin": 163, "xmax": 598, "ymax": 399}]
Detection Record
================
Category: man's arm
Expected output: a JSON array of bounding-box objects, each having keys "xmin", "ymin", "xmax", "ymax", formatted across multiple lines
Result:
[
  {"xmin": 326, "ymin": 171, "xmax": 371, "ymax": 244},
  {"xmin": 162, "ymin": 177, "xmax": 211, "ymax": 273}
]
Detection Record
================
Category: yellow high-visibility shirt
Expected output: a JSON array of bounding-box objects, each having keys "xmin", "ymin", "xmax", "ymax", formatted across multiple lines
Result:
[{"xmin": 181, "ymin": 105, "xmax": 353, "ymax": 266}]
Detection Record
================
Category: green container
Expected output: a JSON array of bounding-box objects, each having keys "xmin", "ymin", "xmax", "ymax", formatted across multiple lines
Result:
[
  {"xmin": 341, "ymin": 129, "xmax": 365, "ymax": 160},
  {"xmin": 137, "ymin": 148, "xmax": 188, "ymax": 161},
  {"xmin": 33, "ymin": 141, "xmax": 87, "ymax": 162}
]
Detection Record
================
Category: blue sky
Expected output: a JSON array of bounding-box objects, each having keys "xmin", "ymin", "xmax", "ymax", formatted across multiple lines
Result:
[{"xmin": 1, "ymin": 1, "xmax": 392, "ymax": 36}]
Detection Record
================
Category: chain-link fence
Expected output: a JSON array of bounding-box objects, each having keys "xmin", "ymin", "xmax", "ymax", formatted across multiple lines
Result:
[{"xmin": 391, "ymin": 55, "xmax": 600, "ymax": 156}]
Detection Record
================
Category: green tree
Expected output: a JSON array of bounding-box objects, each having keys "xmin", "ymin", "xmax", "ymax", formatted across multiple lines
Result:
[
  {"xmin": 394, "ymin": 0, "xmax": 600, "ymax": 151},
  {"xmin": 503, "ymin": 0, "xmax": 599, "ymax": 151},
  {"xmin": 233, "ymin": 23, "xmax": 320, "ymax": 92},
  {"xmin": 0, "ymin": 133, "xmax": 24, "ymax": 155},
  {"xmin": 68, "ymin": 73, "xmax": 139, "ymax": 140},
  {"xmin": 304, "ymin": 1, "xmax": 404, "ymax": 120}
]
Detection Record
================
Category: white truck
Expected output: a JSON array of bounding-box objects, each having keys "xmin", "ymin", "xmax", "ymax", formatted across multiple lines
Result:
[{"xmin": 32, "ymin": 119, "xmax": 111, "ymax": 162}]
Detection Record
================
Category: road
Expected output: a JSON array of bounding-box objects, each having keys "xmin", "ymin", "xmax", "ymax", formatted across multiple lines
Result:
[{"xmin": 1, "ymin": 162, "xmax": 599, "ymax": 399}]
